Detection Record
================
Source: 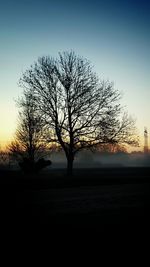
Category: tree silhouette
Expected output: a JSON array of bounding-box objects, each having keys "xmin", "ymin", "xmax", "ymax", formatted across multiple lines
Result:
[
  {"xmin": 8, "ymin": 91, "xmax": 51, "ymax": 173},
  {"xmin": 19, "ymin": 51, "xmax": 138, "ymax": 175}
]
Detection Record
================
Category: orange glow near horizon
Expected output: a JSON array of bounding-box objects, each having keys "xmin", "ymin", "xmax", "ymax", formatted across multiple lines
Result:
[
  {"xmin": 0, "ymin": 103, "xmax": 147, "ymax": 153},
  {"xmin": 0, "ymin": 134, "xmax": 144, "ymax": 153},
  {"xmin": 0, "ymin": 136, "xmax": 13, "ymax": 150},
  {"xmin": 0, "ymin": 103, "xmax": 18, "ymax": 149}
]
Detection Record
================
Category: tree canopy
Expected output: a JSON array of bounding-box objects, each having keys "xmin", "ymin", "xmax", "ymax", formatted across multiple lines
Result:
[{"xmin": 19, "ymin": 51, "xmax": 138, "ymax": 174}]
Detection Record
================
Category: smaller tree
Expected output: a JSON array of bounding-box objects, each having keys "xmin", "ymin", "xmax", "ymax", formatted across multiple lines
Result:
[{"xmin": 8, "ymin": 92, "xmax": 51, "ymax": 173}]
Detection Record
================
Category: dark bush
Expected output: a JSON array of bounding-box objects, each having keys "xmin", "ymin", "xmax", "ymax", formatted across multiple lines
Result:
[
  {"xmin": 35, "ymin": 158, "xmax": 52, "ymax": 172},
  {"xmin": 19, "ymin": 157, "xmax": 52, "ymax": 173}
]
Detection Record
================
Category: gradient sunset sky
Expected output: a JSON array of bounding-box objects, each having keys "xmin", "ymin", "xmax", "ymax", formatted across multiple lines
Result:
[{"xmin": 0, "ymin": 0, "xmax": 149, "ymax": 150}]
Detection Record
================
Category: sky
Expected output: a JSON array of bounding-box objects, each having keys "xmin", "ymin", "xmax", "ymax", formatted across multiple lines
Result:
[{"xmin": 0, "ymin": 0, "xmax": 150, "ymax": 150}]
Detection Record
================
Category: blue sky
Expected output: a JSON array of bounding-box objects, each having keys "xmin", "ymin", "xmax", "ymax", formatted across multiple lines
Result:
[{"xmin": 0, "ymin": 0, "xmax": 150, "ymax": 149}]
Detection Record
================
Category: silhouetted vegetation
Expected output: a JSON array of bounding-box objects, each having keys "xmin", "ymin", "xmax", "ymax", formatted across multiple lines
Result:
[
  {"xmin": 8, "ymin": 91, "xmax": 52, "ymax": 173},
  {"xmin": 18, "ymin": 51, "xmax": 138, "ymax": 175},
  {"xmin": 0, "ymin": 149, "xmax": 10, "ymax": 169},
  {"xmin": 19, "ymin": 157, "xmax": 51, "ymax": 173}
]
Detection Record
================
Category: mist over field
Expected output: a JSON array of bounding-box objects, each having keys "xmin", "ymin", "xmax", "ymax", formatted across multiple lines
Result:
[
  {"xmin": 1, "ymin": 149, "xmax": 150, "ymax": 171},
  {"xmin": 50, "ymin": 151, "xmax": 150, "ymax": 169}
]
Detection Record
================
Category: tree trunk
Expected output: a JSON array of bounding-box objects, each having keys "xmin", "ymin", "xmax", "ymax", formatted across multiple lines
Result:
[{"xmin": 67, "ymin": 155, "xmax": 74, "ymax": 176}]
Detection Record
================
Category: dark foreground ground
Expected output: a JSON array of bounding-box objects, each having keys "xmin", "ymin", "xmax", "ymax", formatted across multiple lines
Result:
[{"xmin": 1, "ymin": 167, "xmax": 150, "ymax": 240}]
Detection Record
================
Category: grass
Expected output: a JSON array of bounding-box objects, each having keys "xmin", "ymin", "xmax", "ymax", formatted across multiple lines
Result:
[{"xmin": 1, "ymin": 167, "xmax": 150, "ymax": 237}]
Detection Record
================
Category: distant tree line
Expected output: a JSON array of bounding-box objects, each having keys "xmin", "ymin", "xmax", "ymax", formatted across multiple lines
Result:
[{"xmin": 8, "ymin": 51, "xmax": 138, "ymax": 175}]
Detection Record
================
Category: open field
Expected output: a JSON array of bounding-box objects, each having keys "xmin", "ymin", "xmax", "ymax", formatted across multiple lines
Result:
[{"xmin": 1, "ymin": 167, "xmax": 150, "ymax": 237}]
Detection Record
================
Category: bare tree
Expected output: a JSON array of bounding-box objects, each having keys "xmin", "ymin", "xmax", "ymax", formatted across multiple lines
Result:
[
  {"xmin": 19, "ymin": 51, "xmax": 138, "ymax": 175},
  {"xmin": 8, "ymin": 91, "xmax": 51, "ymax": 172}
]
